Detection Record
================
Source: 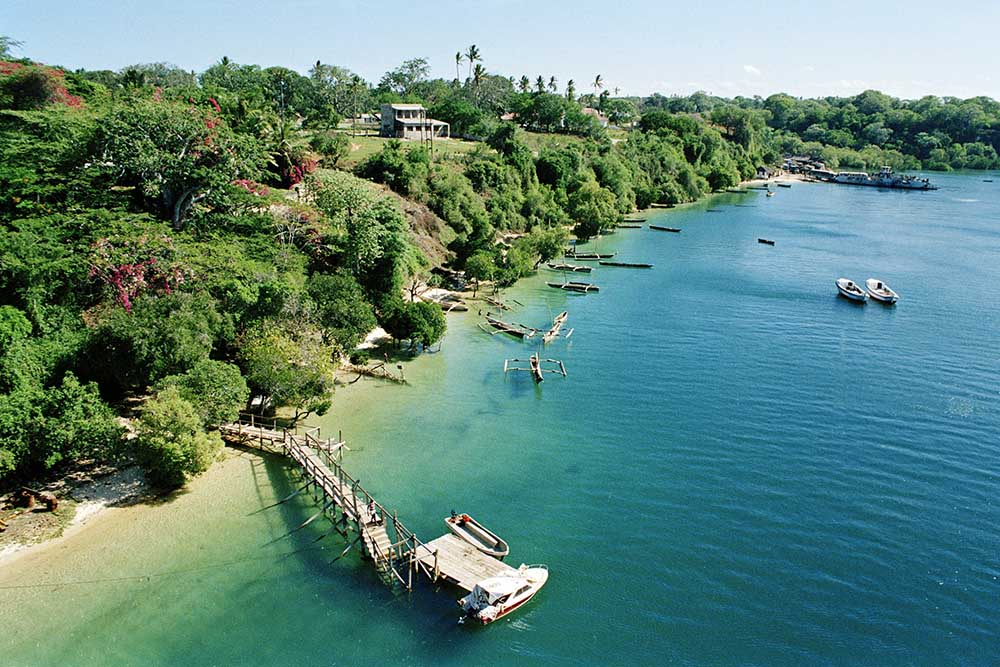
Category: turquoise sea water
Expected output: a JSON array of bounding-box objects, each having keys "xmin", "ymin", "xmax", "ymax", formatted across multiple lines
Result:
[{"xmin": 3, "ymin": 173, "xmax": 999, "ymax": 666}]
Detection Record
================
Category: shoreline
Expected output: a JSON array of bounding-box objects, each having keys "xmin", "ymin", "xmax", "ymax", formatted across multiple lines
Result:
[{"xmin": 0, "ymin": 168, "xmax": 799, "ymax": 571}]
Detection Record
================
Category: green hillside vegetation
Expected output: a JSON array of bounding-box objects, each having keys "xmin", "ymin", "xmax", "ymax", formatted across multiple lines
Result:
[
  {"xmin": 13, "ymin": 39, "xmax": 989, "ymax": 491},
  {"xmin": 644, "ymin": 90, "xmax": 1000, "ymax": 171}
]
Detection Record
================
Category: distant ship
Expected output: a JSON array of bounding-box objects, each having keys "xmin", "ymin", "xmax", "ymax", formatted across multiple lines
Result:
[{"xmin": 820, "ymin": 166, "xmax": 936, "ymax": 190}]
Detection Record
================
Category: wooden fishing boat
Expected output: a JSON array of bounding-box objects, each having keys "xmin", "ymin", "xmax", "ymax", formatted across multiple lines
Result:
[
  {"xmin": 599, "ymin": 261, "xmax": 653, "ymax": 268},
  {"xmin": 766, "ymin": 191, "xmax": 776, "ymax": 198},
  {"xmin": 564, "ymin": 251, "xmax": 616, "ymax": 260},
  {"xmin": 865, "ymin": 278, "xmax": 899, "ymax": 304},
  {"xmin": 484, "ymin": 314, "xmax": 536, "ymax": 338},
  {"xmin": 547, "ymin": 281, "xmax": 599, "ymax": 293},
  {"xmin": 649, "ymin": 203, "xmax": 675, "ymax": 208},
  {"xmin": 623, "ymin": 217, "xmax": 646, "ymax": 222},
  {"xmin": 504, "ymin": 354, "xmax": 567, "ymax": 382},
  {"xmin": 542, "ymin": 311, "xmax": 571, "ymax": 344},
  {"xmin": 458, "ymin": 565, "xmax": 549, "ymax": 625},
  {"xmin": 836, "ymin": 278, "xmax": 868, "ymax": 302},
  {"xmin": 616, "ymin": 224, "xmax": 642, "ymax": 229},
  {"xmin": 777, "ymin": 182, "xmax": 792, "ymax": 188},
  {"xmin": 446, "ymin": 512, "xmax": 509, "ymax": 559},
  {"xmin": 757, "ymin": 238, "xmax": 775, "ymax": 245},
  {"xmin": 649, "ymin": 225, "xmax": 681, "ymax": 233},
  {"xmin": 547, "ymin": 262, "xmax": 592, "ymax": 273},
  {"xmin": 484, "ymin": 296, "xmax": 511, "ymax": 311}
]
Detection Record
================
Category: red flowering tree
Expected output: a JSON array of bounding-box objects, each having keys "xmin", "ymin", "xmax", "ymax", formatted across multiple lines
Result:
[
  {"xmin": 88, "ymin": 235, "xmax": 188, "ymax": 312},
  {"xmin": 99, "ymin": 100, "xmax": 267, "ymax": 229},
  {"xmin": 0, "ymin": 62, "xmax": 83, "ymax": 110}
]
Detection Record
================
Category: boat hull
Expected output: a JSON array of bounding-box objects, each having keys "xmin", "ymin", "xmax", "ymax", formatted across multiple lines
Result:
[
  {"xmin": 836, "ymin": 278, "xmax": 868, "ymax": 302},
  {"xmin": 865, "ymin": 279, "xmax": 899, "ymax": 304}
]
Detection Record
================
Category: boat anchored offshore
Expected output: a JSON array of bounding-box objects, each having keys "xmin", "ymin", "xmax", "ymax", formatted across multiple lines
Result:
[
  {"xmin": 836, "ymin": 278, "xmax": 868, "ymax": 302},
  {"xmin": 547, "ymin": 262, "xmax": 592, "ymax": 273},
  {"xmin": 446, "ymin": 512, "xmax": 509, "ymax": 559},
  {"xmin": 822, "ymin": 166, "xmax": 936, "ymax": 190},
  {"xmin": 458, "ymin": 565, "xmax": 549, "ymax": 625},
  {"xmin": 649, "ymin": 225, "xmax": 681, "ymax": 233},
  {"xmin": 865, "ymin": 278, "xmax": 899, "ymax": 304}
]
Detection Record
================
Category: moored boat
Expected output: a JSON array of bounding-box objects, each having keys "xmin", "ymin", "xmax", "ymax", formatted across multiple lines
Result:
[
  {"xmin": 458, "ymin": 565, "xmax": 549, "ymax": 625},
  {"xmin": 865, "ymin": 278, "xmax": 899, "ymax": 304},
  {"xmin": 757, "ymin": 238, "xmax": 775, "ymax": 245},
  {"xmin": 777, "ymin": 182, "xmax": 792, "ymax": 188},
  {"xmin": 649, "ymin": 225, "xmax": 681, "ymax": 233},
  {"xmin": 446, "ymin": 512, "xmax": 509, "ymax": 559},
  {"xmin": 836, "ymin": 278, "xmax": 868, "ymax": 302},
  {"xmin": 766, "ymin": 191, "xmax": 775, "ymax": 197},
  {"xmin": 547, "ymin": 262, "xmax": 592, "ymax": 273},
  {"xmin": 598, "ymin": 261, "xmax": 653, "ymax": 268},
  {"xmin": 547, "ymin": 281, "xmax": 599, "ymax": 293},
  {"xmin": 484, "ymin": 315, "xmax": 536, "ymax": 338},
  {"xmin": 564, "ymin": 251, "xmax": 615, "ymax": 260}
]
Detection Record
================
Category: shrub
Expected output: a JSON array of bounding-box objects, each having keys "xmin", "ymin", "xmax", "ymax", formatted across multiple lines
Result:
[{"xmin": 135, "ymin": 386, "xmax": 222, "ymax": 488}]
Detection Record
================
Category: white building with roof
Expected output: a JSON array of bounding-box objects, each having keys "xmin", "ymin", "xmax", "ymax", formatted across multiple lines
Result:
[{"xmin": 380, "ymin": 103, "xmax": 450, "ymax": 140}]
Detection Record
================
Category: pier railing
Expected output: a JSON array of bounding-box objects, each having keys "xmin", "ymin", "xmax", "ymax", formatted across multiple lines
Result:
[{"xmin": 221, "ymin": 413, "xmax": 441, "ymax": 591}]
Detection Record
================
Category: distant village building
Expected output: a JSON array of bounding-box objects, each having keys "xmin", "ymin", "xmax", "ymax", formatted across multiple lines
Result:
[
  {"xmin": 580, "ymin": 107, "xmax": 610, "ymax": 128},
  {"xmin": 380, "ymin": 104, "xmax": 450, "ymax": 141}
]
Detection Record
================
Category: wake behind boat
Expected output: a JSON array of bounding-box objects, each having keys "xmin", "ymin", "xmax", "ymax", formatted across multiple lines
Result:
[
  {"xmin": 836, "ymin": 278, "xmax": 868, "ymax": 302},
  {"xmin": 865, "ymin": 278, "xmax": 899, "ymax": 304},
  {"xmin": 446, "ymin": 512, "xmax": 509, "ymax": 559}
]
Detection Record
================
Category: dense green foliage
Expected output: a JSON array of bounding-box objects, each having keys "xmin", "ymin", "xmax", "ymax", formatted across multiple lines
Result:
[
  {"xmin": 644, "ymin": 90, "xmax": 1000, "ymax": 171},
  {"xmin": 135, "ymin": 386, "xmax": 222, "ymax": 488}
]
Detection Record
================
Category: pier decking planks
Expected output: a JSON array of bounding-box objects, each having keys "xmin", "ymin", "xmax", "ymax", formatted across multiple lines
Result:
[{"xmin": 417, "ymin": 534, "xmax": 515, "ymax": 591}]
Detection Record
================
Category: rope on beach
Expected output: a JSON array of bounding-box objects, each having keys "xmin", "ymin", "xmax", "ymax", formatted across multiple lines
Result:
[{"xmin": 0, "ymin": 542, "xmax": 335, "ymax": 591}]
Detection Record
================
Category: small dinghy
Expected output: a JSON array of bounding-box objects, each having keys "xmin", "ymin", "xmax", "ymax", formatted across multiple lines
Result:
[
  {"xmin": 649, "ymin": 225, "xmax": 681, "ymax": 233},
  {"xmin": 836, "ymin": 278, "xmax": 868, "ymax": 302},
  {"xmin": 865, "ymin": 278, "xmax": 899, "ymax": 304},
  {"xmin": 777, "ymin": 183, "xmax": 792, "ymax": 188},
  {"xmin": 446, "ymin": 512, "xmax": 509, "ymax": 559},
  {"xmin": 757, "ymin": 238, "xmax": 775, "ymax": 245},
  {"xmin": 766, "ymin": 191, "xmax": 775, "ymax": 197},
  {"xmin": 459, "ymin": 565, "xmax": 549, "ymax": 625}
]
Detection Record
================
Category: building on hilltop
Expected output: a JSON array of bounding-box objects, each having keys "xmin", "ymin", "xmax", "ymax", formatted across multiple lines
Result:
[
  {"xmin": 580, "ymin": 107, "xmax": 610, "ymax": 128},
  {"xmin": 380, "ymin": 103, "xmax": 450, "ymax": 141}
]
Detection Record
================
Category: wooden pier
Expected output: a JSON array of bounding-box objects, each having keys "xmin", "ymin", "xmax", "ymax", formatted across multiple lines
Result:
[{"xmin": 219, "ymin": 415, "xmax": 519, "ymax": 593}]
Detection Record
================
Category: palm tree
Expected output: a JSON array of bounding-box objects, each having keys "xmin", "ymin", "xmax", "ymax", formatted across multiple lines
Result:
[
  {"xmin": 465, "ymin": 44, "xmax": 481, "ymax": 80},
  {"xmin": 566, "ymin": 79, "xmax": 576, "ymax": 102},
  {"xmin": 535, "ymin": 76, "xmax": 545, "ymax": 93},
  {"xmin": 614, "ymin": 86, "xmax": 620, "ymax": 96},
  {"xmin": 548, "ymin": 76, "xmax": 558, "ymax": 93},
  {"xmin": 519, "ymin": 75, "xmax": 530, "ymax": 93},
  {"xmin": 592, "ymin": 74, "xmax": 604, "ymax": 98},
  {"xmin": 473, "ymin": 64, "xmax": 486, "ymax": 90},
  {"xmin": 455, "ymin": 52, "xmax": 464, "ymax": 82}
]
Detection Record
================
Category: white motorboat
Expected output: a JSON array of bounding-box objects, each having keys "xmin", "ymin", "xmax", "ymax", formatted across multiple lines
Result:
[
  {"xmin": 446, "ymin": 512, "xmax": 509, "ymax": 559},
  {"xmin": 836, "ymin": 278, "xmax": 868, "ymax": 302},
  {"xmin": 458, "ymin": 564, "xmax": 549, "ymax": 624},
  {"xmin": 865, "ymin": 278, "xmax": 899, "ymax": 304}
]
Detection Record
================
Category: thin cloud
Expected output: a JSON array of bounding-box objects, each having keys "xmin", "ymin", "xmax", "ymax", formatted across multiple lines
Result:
[{"xmin": 743, "ymin": 64, "xmax": 761, "ymax": 77}]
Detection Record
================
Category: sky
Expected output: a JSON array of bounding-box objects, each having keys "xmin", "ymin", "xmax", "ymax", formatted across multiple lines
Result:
[{"xmin": 4, "ymin": 0, "xmax": 998, "ymax": 100}]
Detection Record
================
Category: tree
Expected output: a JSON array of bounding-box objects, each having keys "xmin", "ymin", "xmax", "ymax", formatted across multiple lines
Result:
[
  {"xmin": 135, "ymin": 386, "xmax": 222, "ymax": 488},
  {"xmin": 155, "ymin": 360, "xmax": 249, "ymax": 428},
  {"xmin": 518, "ymin": 76, "xmax": 530, "ymax": 94},
  {"xmin": 463, "ymin": 250, "xmax": 497, "ymax": 296},
  {"xmin": 454, "ymin": 52, "xmax": 464, "ymax": 82},
  {"xmin": 306, "ymin": 272, "xmax": 377, "ymax": 350},
  {"xmin": 408, "ymin": 300, "xmax": 447, "ymax": 349},
  {"xmin": 566, "ymin": 79, "xmax": 576, "ymax": 102},
  {"xmin": 536, "ymin": 76, "xmax": 546, "ymax": 93},
  {"xmin": 378, "ymin": 57, "xmax": 430, "ymax": 97},
  {"xmin": 0, "ymin": 305, "xmax": 31, "ymax": 354},
  {"xmin": 99, "ymin": 100, "xmax": 266, "ymax": 229},
  {"xmin": 548, "ymin": 76, "xmax": 558, "ymax": 94},
  {"xmin": 0, "ymin": 35, "xmax": 24, "ymax": 59},
  {"xmin": 567, "ymin": 176, "xmax": 620, "ymax": 239},
  {"xmin": 465, "ymin": 45, "xmax": 481, "ymax": 81},
  {"xmin": 592, "ymin": 74, "xmax": 604, "ymax": 99},
  {"xmin": 238, "ymin": 320, "xmax": 336, "ymax": 422}
]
